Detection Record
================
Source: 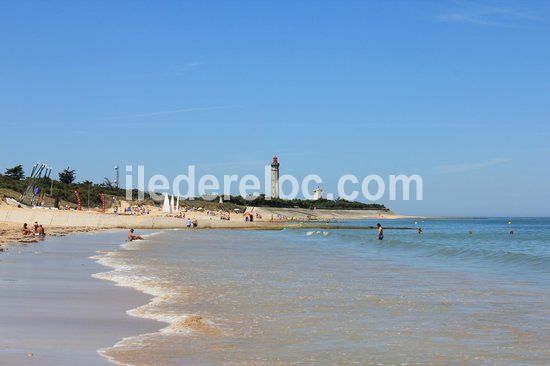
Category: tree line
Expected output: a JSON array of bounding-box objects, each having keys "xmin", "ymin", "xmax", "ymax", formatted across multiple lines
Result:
[
  {"xmin": 2, "ymin": 164, "xmax": 388, "ymax": 211},
  {"xmin": 1, "ymin": 164, "xmax": 136, "ymax": 208},
  {"xmin": 4, "ymin": 164, "xmax": 77, "ymax": 184}
]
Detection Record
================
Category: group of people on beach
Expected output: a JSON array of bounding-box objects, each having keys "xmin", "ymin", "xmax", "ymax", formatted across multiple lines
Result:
[
  {"xmin": 21, "ymin": 222, "xmax": 46, "ymax": 237},
  {"xmin": 186, "ymin": 217, "xmax": 198, "ymax": 228}
]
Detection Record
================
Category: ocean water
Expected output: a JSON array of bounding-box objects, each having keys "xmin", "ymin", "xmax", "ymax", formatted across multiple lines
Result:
[{"xmin": 93, "ymin": 218, "xmax": 550, "ymax": 365}]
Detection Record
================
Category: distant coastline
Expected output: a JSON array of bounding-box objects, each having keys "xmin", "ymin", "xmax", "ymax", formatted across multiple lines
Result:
[{"xmin": 0, "ymin": 203, "xmax": 416, "ymax": 247}]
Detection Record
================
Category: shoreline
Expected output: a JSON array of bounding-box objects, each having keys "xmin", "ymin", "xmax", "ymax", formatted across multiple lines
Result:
[
  {"xmin": 2, "ymin": 220, "xmax": 547, "ymax": 365},
  {"xmin": 80, "ymin": 222, "xmax": 550, "ymax": 365},
  {"xmin": 91, "ymin": 233, "xmax": 194, "ymax": 365},
  {"xmin": 0, "ymin": 205, "xmax": 418, "ymax": 248},
  {"xmin": 0, "ymin": 231, "xmax": 161, "ymax": 365}
]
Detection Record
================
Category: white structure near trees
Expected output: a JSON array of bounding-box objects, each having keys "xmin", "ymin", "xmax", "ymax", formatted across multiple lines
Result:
[{"xmin": 313, "ymin": 186, "xmax": 323, "ymax": 200}]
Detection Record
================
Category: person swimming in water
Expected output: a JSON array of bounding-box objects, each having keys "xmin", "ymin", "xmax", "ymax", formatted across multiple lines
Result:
[
  {"xmin": 376, "ymin": 223, "xmax": 384, "ymax": 240},
  {"xmin": 127, "ymin": 229, "xmax": 143, "ymax": 241},
  {"xmin": 418, "ymin": 227, "xmax": 423, "ymax": 234}
]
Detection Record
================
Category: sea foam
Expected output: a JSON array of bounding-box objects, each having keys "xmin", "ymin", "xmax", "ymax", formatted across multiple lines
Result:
[{"xmin": 91, "ymin": 235, "xmax": 219, "ymax": 364}]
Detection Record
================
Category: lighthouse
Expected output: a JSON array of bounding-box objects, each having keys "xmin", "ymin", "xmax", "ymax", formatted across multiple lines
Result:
[{"xmin": 271, "ymin": 156, "xmax": 280, "ymax": 199}]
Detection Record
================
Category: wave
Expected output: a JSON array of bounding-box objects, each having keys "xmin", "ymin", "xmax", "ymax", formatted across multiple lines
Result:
[
  {"xmin": 90, "ymin": 236, "xmax": 220, "ymax": 365},
  {"xmin": 422, "ymin": 245, "xmax": 550, "ymax": 268},
  {"xmin": 306, "ymin": 231, "xmax": 330, "ymax": 236}
]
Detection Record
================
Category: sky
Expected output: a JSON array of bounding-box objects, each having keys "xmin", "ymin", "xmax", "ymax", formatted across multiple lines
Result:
[{"xmin": 0, "ymin": 0, "xmax": 549, "ymax": 216}]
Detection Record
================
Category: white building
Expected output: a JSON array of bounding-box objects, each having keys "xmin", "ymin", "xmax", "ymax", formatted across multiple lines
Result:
[{"xmin": 313, "ymin": 186, "xmax": 323, "ymax": 200}]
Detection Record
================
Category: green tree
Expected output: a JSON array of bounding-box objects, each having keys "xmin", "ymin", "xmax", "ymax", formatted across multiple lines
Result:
[
  {"xmin": 58, "ymin": 167, "xmax": 76, "ymax": 185},
  {"xmin": 4, "ymin": 164, "xmax": 25, "ymax": 180}
]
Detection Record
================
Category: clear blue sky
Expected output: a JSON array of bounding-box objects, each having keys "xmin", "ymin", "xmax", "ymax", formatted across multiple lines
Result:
[{"xmin": 1, "ymin": 1, "xmax": 549, "ymax": 216}]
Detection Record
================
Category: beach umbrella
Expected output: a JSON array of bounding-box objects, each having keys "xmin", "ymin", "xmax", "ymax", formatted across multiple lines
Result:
[{"xmin": 162, "ymin": 193, "xmax": 171, "ymax": 213}]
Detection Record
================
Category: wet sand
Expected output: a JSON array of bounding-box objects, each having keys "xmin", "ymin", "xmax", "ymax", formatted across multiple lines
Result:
[
  {"xmin": 0, "ymin": 222, "xmax": 100, "ymax": 246},
  {"xmin": 0, "ymin": 231, "xmax": 159, "ymax": 365}
]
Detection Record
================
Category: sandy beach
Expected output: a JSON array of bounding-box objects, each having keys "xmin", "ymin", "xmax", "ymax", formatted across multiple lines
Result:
[
  {"xmin": 0, "ymin": 231, "xmax": 160, "ymax": 365},
  {"xmin": 0, "ymin": 203, "xmax": 408, "ymax": 248},
  {"xmin": 0, "ymin": 222, "xmax": 99, "ymax": 246}
]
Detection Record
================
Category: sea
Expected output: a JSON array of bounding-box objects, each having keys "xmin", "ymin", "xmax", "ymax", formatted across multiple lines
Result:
[{"xmin": 92, "ymin": 218, "xmax": 550, "ymax": 365}]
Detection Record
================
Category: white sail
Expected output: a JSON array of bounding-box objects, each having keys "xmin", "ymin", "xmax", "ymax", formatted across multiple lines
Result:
[
  {"xmin": 162, "ymin": 193, "xmax": 171, "ymax": 213},
  {"xmin": 175, "ymin": 196, "xmax": 180, "ymax": 213},
  {"xmin": 170, "ymin": 195, "xmax": 175, "ymax": 213}
]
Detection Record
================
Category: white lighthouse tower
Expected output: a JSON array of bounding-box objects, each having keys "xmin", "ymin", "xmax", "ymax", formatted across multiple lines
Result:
[{"xmin": 271, "ymin": 156, "xmax": 280, "ymax": 199}]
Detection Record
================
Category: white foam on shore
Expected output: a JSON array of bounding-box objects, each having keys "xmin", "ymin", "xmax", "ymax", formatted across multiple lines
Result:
[{"xmin": 90, "ymin": 235, "xmax": 215, "ymax": 364}]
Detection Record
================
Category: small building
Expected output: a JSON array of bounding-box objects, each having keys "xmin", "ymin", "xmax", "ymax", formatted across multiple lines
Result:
[{"xmin": 313, "ymin": 186, "xmax": 323, "ymax": 200}]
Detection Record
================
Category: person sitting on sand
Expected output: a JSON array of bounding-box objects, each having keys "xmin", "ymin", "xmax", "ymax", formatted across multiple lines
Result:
[
  {"xmin": 22, "ymin": 223, "xmax": 32, "ymax": 235},
  {"xmin": 192, "ymin": 219, "xmax": 198, "ymax": 228},
  {"xmin": 33, "ymin": 221, "xmax": 39, "ymax": 234},
  {"xmin": 127, "ymin": 229, "xmax": 143, "ymax": 241},
  {"xmin": 37, "ymin": 225, "xmax": 46, "ymax": 237},
  {"xmin": 376, "ymin": 223, "xmax": 384, "ymax": 240}
]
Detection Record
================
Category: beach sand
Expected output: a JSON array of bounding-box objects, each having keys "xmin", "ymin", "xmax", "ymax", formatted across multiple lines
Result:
[
  {"xmin": 0, "ymin": 231, "xmax": 160, "ymax": 365},
  {"xmin": 0, "ymin": 205, "xmax": 408, "ymax": 248},
  {"xmin": 0, "ymin": 222, "xmax": 98, "ymax": 245}
]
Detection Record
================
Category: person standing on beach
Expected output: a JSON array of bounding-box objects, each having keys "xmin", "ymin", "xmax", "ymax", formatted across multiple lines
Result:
[{"xmin": 377, "ymin": 223, "xmax": 384, "ymax": 240}]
